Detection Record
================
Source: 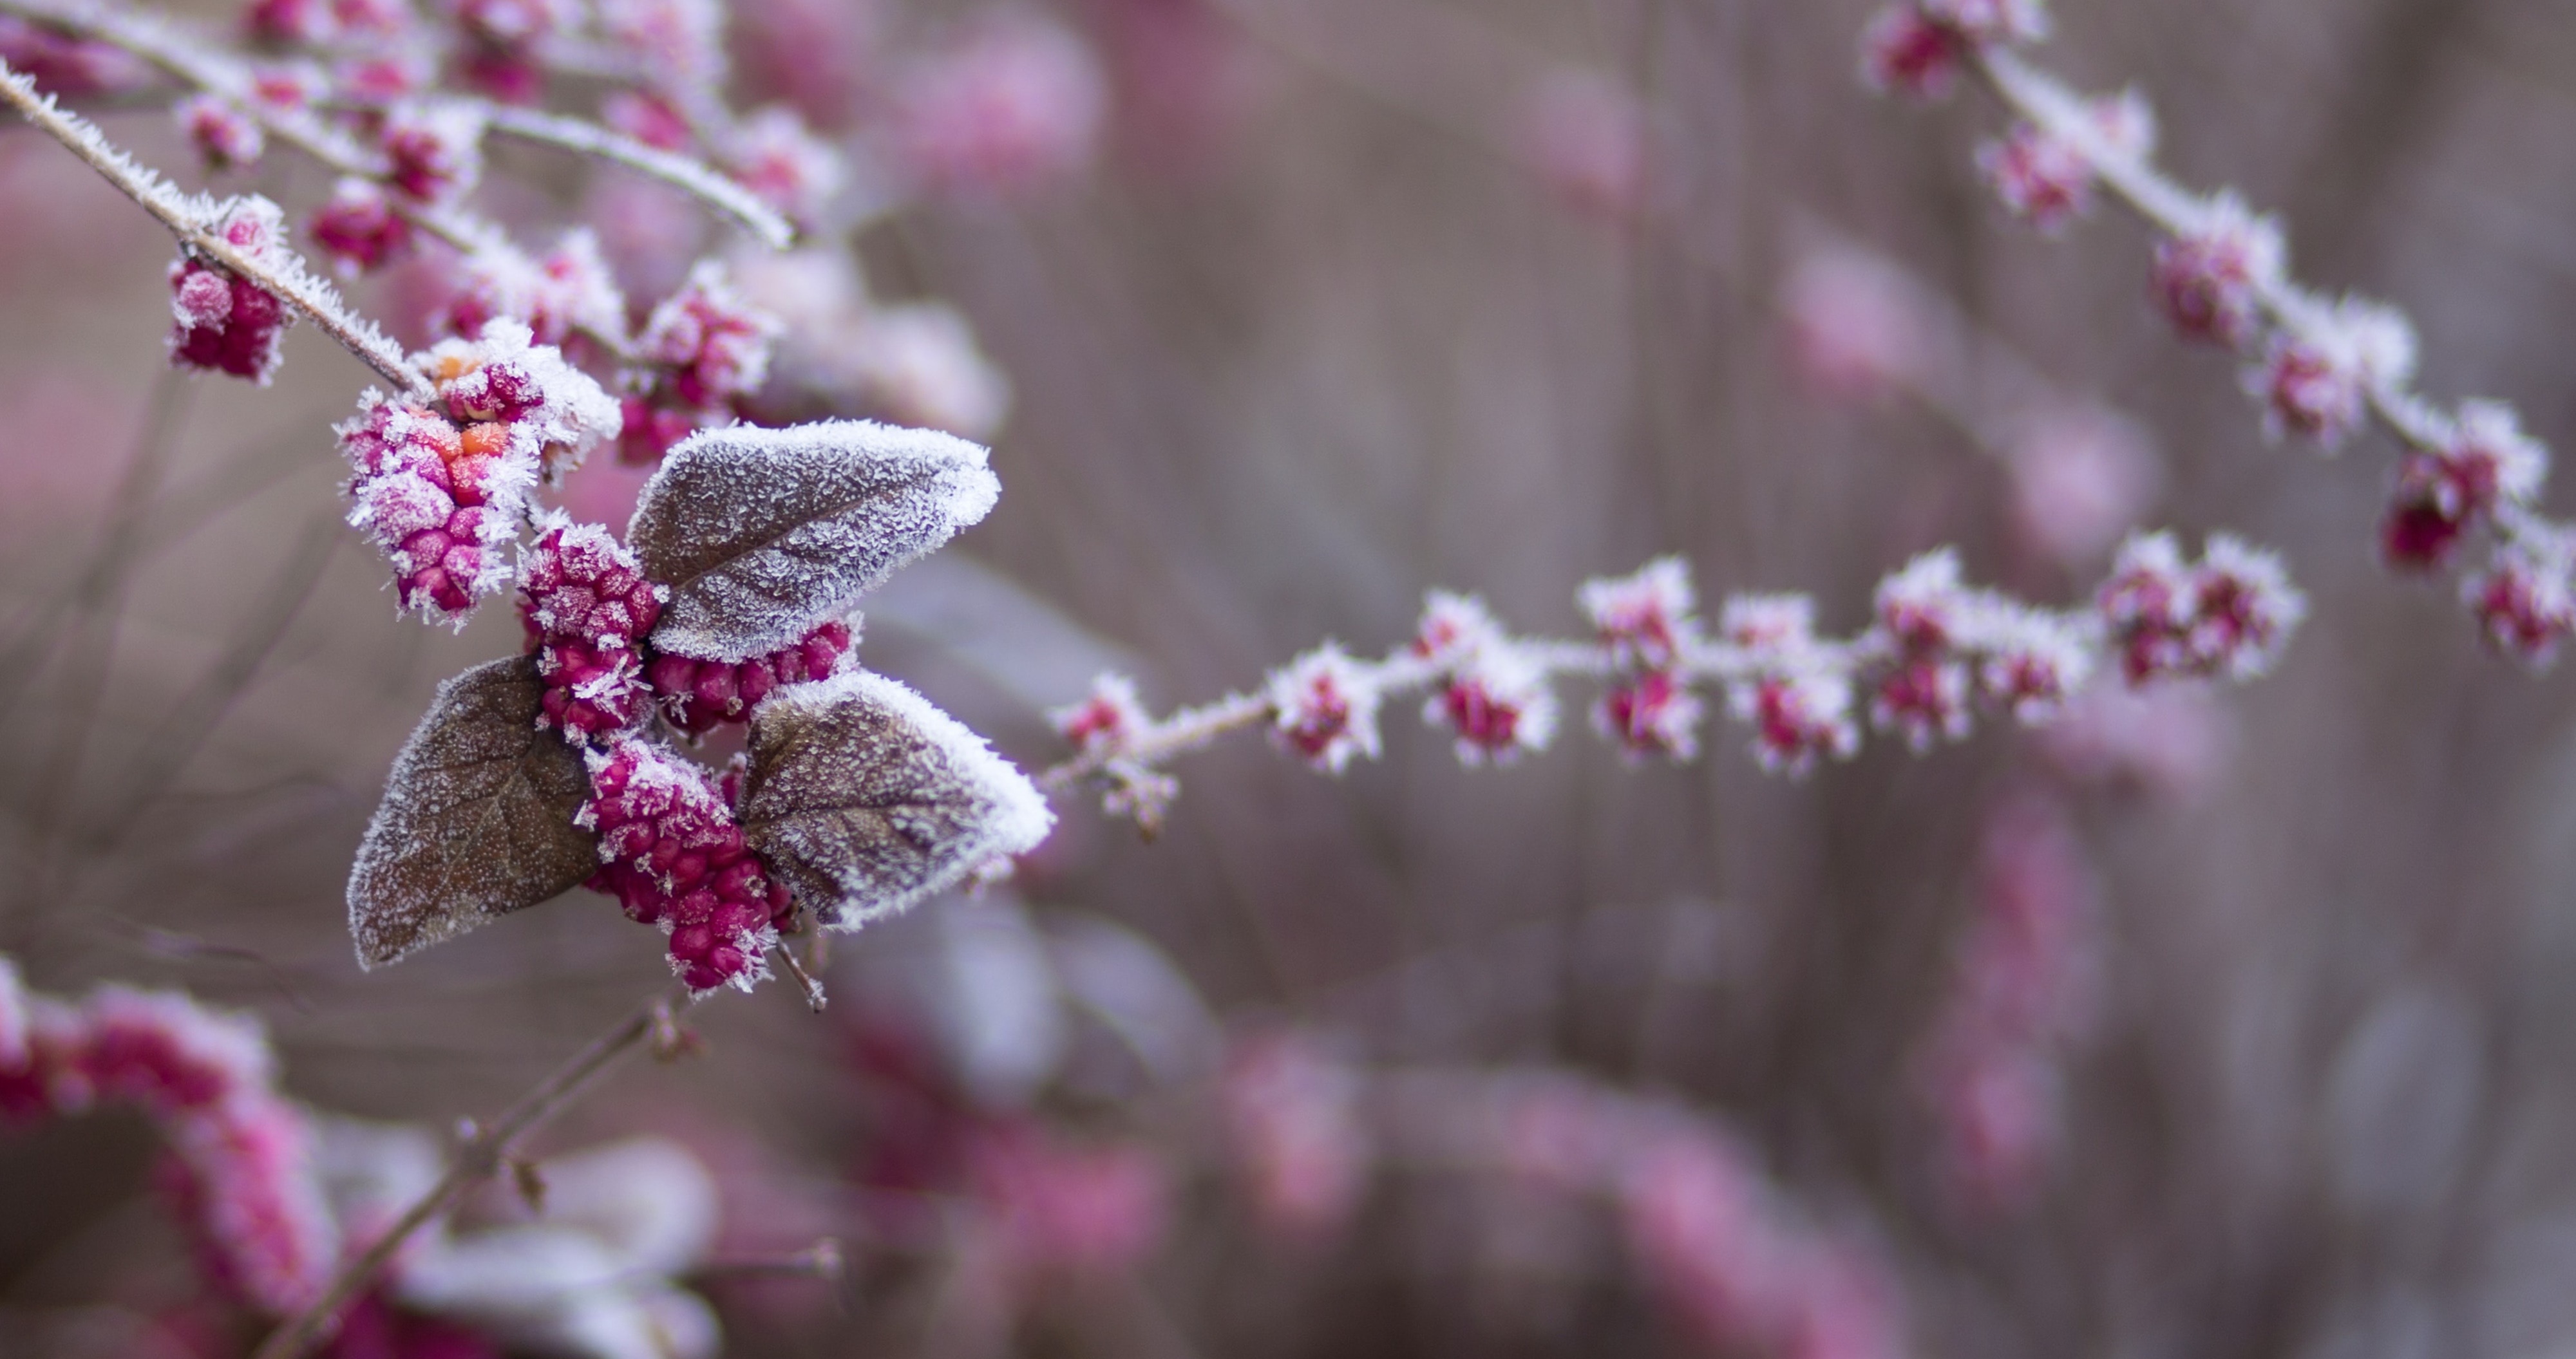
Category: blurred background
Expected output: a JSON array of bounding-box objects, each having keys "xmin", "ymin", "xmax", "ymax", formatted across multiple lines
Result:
[{"xmin": 8, "ymin": 0, "xmax": 2576, "ymax": 1355}]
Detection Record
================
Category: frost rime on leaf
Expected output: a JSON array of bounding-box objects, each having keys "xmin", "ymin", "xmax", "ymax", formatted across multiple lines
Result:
[
  {"xmin": 348, "ymin": 656, "xmax": 601, "ymax": 968},
  {"xmin": 738, "ymin": 670, "xmax": 1053, "ymax": 930},
  {"xmin": 628, "ymin": 419, "xmax": 999, "ymax": 661}
]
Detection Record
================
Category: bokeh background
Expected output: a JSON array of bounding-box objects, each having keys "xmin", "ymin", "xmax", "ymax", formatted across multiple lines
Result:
[{"xmin": 9, "ymin": 0, "xmax": 2576, "ymax": 1355}]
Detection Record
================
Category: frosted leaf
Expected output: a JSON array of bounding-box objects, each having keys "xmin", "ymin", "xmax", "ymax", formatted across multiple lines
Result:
[
  {"xmin": 348, "ymin": 656, "xmax": 600, "ymax": 968},
  {"xmin": 737, "ymin": 670, "xmax": 1053, "ymax": 930},
  {"xmin": 629, "ymin": 420, "xmax": 1000, "ymax": 661}
]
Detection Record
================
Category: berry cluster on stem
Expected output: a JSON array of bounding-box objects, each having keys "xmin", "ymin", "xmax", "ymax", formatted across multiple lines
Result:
[
  {"xmin": 1863, "ymin": 1, "xmax": 2576, "ymax": 666},
  {"xmin": 1045, "ymin": 541, "xmax": 2303, "ymax": 831}
]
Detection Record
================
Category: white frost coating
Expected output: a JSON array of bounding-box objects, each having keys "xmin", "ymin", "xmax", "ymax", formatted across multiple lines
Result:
[
  {"xmin": 630, "ymin": 419, "xmax": 1001, "ymax": 661},
  {"xmin": 757, "ymin": 668, "xmax": 1054, "ymax": 930},
  {"xmin": 484, "ymin": 104, "xmax": 795, "ymax": 249}
]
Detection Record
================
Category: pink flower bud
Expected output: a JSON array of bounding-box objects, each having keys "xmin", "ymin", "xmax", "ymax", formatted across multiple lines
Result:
[
  {"xmin": 580, "ymin": 739, "xmax": 784, "ymax": 992},
  {"xmin": 1425, "ymin": 644, "xmax": 1558, "ymax": 767},
  {"xmin": 308, "ymin": 178, "xmax": 413, "ymax": 275},
  {"xmin": 638, "ymin": 261, "xmax": 782, "ymax": 409},
  {"xmin": 1266, "ymin": 644, "xmax": 1382, "ymax": 773},
  {"xmin": 1858, "ymin": 5, "xmax": 1967, "ymax": 100},
  {"xmin": 2150, "ymin": 194, "xmax": 2286, "ymax": 348},
  {"xmin": 1049, "ymin": 672, "xmax": 1150, "ymax": 754},
  {"xmin": 1730, "ymin": 668, "xmax": 1859, "ymax": 776},
  {"xmin": 178, "ymin": 95, "xmax": 265, "ymax": 172},
  {"xmin": 2382, "ymin": 400, "xmax": 2548, "ymax": 571},
  {"xmin": 1596, "ymin": 669, "xmax": 1704, "ymax": 762},
  {"xmin": 725, "ymin": 105, "xmax": 844, "ymax": 225},
  {"xmin": 382, "ymin": 100, "xmax": 484, "ymax": 205},
  {"xmin": 2248, "ymin": 297, "xmax": 2414, "ymax": 447},
  {"xmin": 2468, "ymin": 533, "xmax": 2576, "ymax": 667},
  {"xmin": 1580, "ymin": 558, "xmax": 1698, "ymax": 670}
]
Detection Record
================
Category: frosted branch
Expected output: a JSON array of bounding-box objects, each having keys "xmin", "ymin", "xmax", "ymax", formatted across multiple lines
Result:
[
  {"xmin": 0, "ymin": 58, "xmax": 424, "ymax": 395},
  {"xmin": 482, "ymin": 105, "xmax": 795, "ymax": 250},
  {"xmin": 1041, "ymin": 539, "xmax": 2302, "ymax": 832},
  {"xmin": 1866, "ymin": 3, "xmax": 2576, "ymax": 662},
  {"xmin": 248, "ymin": 989, "xmax": 689, "ymax": 1359}
]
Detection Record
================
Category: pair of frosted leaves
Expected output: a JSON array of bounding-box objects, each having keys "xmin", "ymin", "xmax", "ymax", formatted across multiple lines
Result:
[{"xmin": 346, "ymin": 419, "xmax": 1054, "ymax": 974}]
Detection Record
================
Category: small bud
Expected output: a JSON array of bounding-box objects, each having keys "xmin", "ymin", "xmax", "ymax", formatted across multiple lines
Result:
[{"xmin": 1265, "ymin": 644, "xmax": 1383, "ymax": 773}]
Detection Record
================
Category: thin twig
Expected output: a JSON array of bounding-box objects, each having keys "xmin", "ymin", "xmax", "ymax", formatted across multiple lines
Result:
[
  {"xmin": 249, "ymin": 989, "xmax": 692, "ymax": 1359},
  {"xmin": 0, "ymin": 59, "xmax": 425, "ymax": 395},
  {"xmin": 484, "ymin": 105, "xmax": 793, "ymax": 249}
]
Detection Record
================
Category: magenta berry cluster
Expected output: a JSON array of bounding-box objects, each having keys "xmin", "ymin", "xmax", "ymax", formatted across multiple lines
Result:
[
  {"xmin": 620, "ymin": 261, "xmax": 782, "ymax": 465},
  {"xmin": 0, "ymin": 967, "xmax": 336, "ymax": 1315},
  {"xmin": 307, "ymin": 177, "xmax": 414, "ymax": 275},
  {"xmin": 2096, "ymin": 533, "xmax": 2304, "ymax": 684},
  {"xmin": 339, "ymin": 397, "xmax": 527, "ymax": 619},
  {"xmin": 580, "ymin": 740, "xmax": 790, "ymax": 994},
  {"xmin": 647, "ymin": 619, "xmax": 854, "ymax": 735},
  {"xmin": 337, "ymin": 319, "xmax": 620, "ymax": 623},
  {"xmin": 168, "ymin": 200, "xmax": 292, "ymax": 384},
  {"xmin": 520, "ymin": 518, "xmax": 666, "ymax": 741}
]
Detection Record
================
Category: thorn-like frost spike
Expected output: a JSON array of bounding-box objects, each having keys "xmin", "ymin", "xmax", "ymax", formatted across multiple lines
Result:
[
  {"xmin": 629, "ymin": 419, "xmax": 1001, "ymax": 661},
  {"xmin": 737, "ymin": 670, "xmax": 1054, "ymax": 930}
]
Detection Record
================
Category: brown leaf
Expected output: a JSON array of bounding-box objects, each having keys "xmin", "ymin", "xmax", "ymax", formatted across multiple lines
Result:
[
  {"xmin": 627, "ymin": 420, "xmax": 999, "ymax": 662},
  {"xmin": 739, "ymin": 670, "xmax": 1054, "ymax": 929},
  {"xmin": 347, "ymin": 656, "xmax": 600, "ymax": 968}
]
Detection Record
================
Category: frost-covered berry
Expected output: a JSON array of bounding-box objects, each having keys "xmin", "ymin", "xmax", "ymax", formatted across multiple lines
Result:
[
  {"xmin": 1581, "ymin": 558, "xmax": 1698, "ymax": 670},
  {"xmin": 1976, "ymin": 95, "xmax": 2150, "ymax": 235},
  {"xmin": 423, "ymin": 318, "xmax": 624, "ymax": 475},
  {"xmin": 1875, "ymin": 548, "xmax": 1978, "ymax": 653},
  {"xmin": 645, "ymin": 619, "xmax": 853, "ymax": 734},
  {"xmin": 520, "ymin": 519, "xmax": 666, "ymax": 742},
  {"xmin": 381, "ymin": 100, "xmax": 484, "ymax": 204},
  {"xmin": 2185, "ymin": 537, "xmax": 2305, "ymax": 680},
  {"xmin": 1978, "ymin": 607, "xmax": 2094, "ymax": 722},
  {"xmin": 2249, "ymin": 298, "xmax": 2415, "ymax": 448},
  {"xmin": 725, "ymin": 105, "xmax": 844, "ymax": 225},
  {"xmin": 179, "ymin": 95, "xmax": 265, "ymax": 172},
  {"xmin": 1596, "ymin": 670, "xmax": 1703, "ymax": 762},
  {"xmin": 2096, "ymin": 532, "xmax": 2195, "ymax": 683},
  {"xmin": 1859, "ymin": 5, "xmax": 1967, "ymax": 100},
  {"xmin": 1871, "ymin": 654, "xmax": 1973, "ymax": 751},
  {"xmin": 636, "ymin": 261, "xmax": 782, "ymax": 409},
  {"xmin": 307, "ymin": 178, "xmax": 413, "ymax": 275},
  {"xmin": 1730, "ymin": 668, "xmax": 1859, "ymax": 776},
  {"xmin": 1266, "ymin": 644, "xmax": 1382, "ymax": 773},
  {"xmin": 579, "ymin": 740, "xmax": 787, "ymax": 994},
  {"xmin": 1426, "ymin": 645, "xmax": 1558, "ymax": 767},
  {"xmin": 2468, "ymin": 534, "xmax": 2576, "ymax": 667},
  {"xmin": 1411, "ymin": 590, "xmax": 1506, "ymax": 664},
  {"xmin": 435, "ymin": 232, "xmax": 627, "ymax": 349},
  {"xmin": 2382, "ymin": 401, "xmax": 2549, "ymax": 570},
  {"xmin": 1050, "ymin": 671, "xmax": 1151, "ymax": 756},
  {"xmin": 339, "ymin": 395, "xmax": 531, "ymax": 621},
  {"xmin": 2150, "ymin": 195, "xmax": 2286, "ymax": 349},
  {"xmin": 169, "ymin": 203, "xmax": 293, "ymax": 384},
  {"xmin": 2098, "ymin": 532, "xmax": 2304, "ymax": 682}
]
